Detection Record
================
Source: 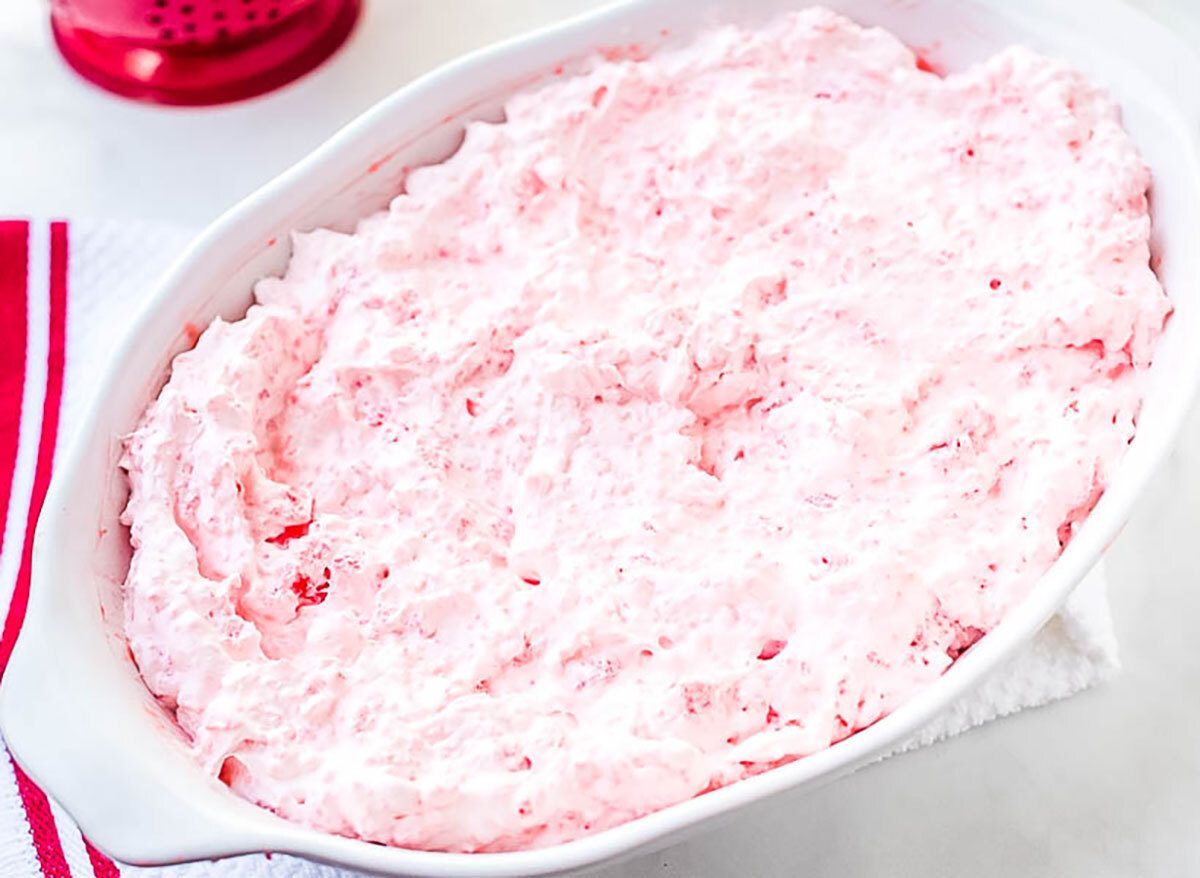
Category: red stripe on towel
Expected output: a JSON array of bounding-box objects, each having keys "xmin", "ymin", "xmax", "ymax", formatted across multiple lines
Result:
[
  {"xmin": 0, "ymin": 221, "xmax": 29, "ymax": 566},
  {"xmin": 0, "ymin": 223, "xmax": 79, "ymax": 877},
  {"xmin": 10, "ymin": 757, "xmax": 71, "ymax": 878},
  {"xmin": 0, "ymin": 221, "xmax": 68, "ymax": 678},
  {"xmin": 84, "ymin": 838, "xmax": 121, "ymax": 878}
]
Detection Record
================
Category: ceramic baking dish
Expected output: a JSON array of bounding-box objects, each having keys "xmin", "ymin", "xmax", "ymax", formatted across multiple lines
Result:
[{"xmin": 3, "ymin": 0, "xmax": 1199, "ymax": 874}]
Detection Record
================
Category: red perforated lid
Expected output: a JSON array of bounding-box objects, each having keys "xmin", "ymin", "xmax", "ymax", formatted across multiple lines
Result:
[{"xmin": 50, "ymin": 0, "xmax": 360, "ymax": 105}]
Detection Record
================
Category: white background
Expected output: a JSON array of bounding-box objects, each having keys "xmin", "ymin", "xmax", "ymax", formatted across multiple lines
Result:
[{"xmin": 2, "ymin": 1, "xmax": 1200, "ymax": 876}]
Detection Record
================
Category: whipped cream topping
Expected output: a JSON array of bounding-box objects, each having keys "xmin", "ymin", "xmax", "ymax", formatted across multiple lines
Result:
[{"xmin": 121, "ymin": 8, "xmax": 1169, "ymax": 852}]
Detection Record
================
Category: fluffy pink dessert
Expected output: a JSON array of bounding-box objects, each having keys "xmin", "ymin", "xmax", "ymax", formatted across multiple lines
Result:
[{"xmin": 121, "ymin": 8, "xmax": 1169, "ymax": 853}]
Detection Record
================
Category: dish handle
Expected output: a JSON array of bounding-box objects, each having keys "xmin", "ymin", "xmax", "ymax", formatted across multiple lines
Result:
[{"xmin": 0, "ymin": 514, "xmax": 291, "ymax": 866}]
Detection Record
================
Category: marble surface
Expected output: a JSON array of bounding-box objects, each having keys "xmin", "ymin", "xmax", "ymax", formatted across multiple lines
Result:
[{"xmin": 2, "ymin": 1, "xmax": 1199, "ymax": 876}]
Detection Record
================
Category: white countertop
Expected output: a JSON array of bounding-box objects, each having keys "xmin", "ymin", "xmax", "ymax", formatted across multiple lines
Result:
[{"xmin": 3, "ymin": 1, "xmax": 1199, "ymax": 876}]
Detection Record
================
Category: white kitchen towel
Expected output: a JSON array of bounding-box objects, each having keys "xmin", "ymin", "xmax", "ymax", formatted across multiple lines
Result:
[{"xmin": 0, "ymin": 218, "xmax": 1120, "ymax": 878}]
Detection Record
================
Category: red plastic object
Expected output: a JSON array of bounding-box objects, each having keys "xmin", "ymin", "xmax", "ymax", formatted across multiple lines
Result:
[{"xmin": 49, "ymin": 0, "xmax": 361, "ymax": 106}]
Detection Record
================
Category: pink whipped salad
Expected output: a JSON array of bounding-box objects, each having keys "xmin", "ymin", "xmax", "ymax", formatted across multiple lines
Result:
[{"xmin": 121, "ymin": 8, "xmax": 1169, "ymax": 853}]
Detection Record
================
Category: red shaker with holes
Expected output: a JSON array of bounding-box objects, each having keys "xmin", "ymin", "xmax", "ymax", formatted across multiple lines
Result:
[{"xmin": 50, "ymin": 0, "xmax": 360, "ymax": 105}]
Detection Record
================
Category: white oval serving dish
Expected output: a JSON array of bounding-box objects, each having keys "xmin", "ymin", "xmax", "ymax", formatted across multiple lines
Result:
[{"xmin": 3, "ymin": 0, "xmax": 1200, "ymax": 875}]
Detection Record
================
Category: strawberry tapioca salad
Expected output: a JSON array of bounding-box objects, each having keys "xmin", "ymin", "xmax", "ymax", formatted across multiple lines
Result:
[{"xmin": 120, "ymin": 7, "xmax": 1169, "ymax": 853}]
